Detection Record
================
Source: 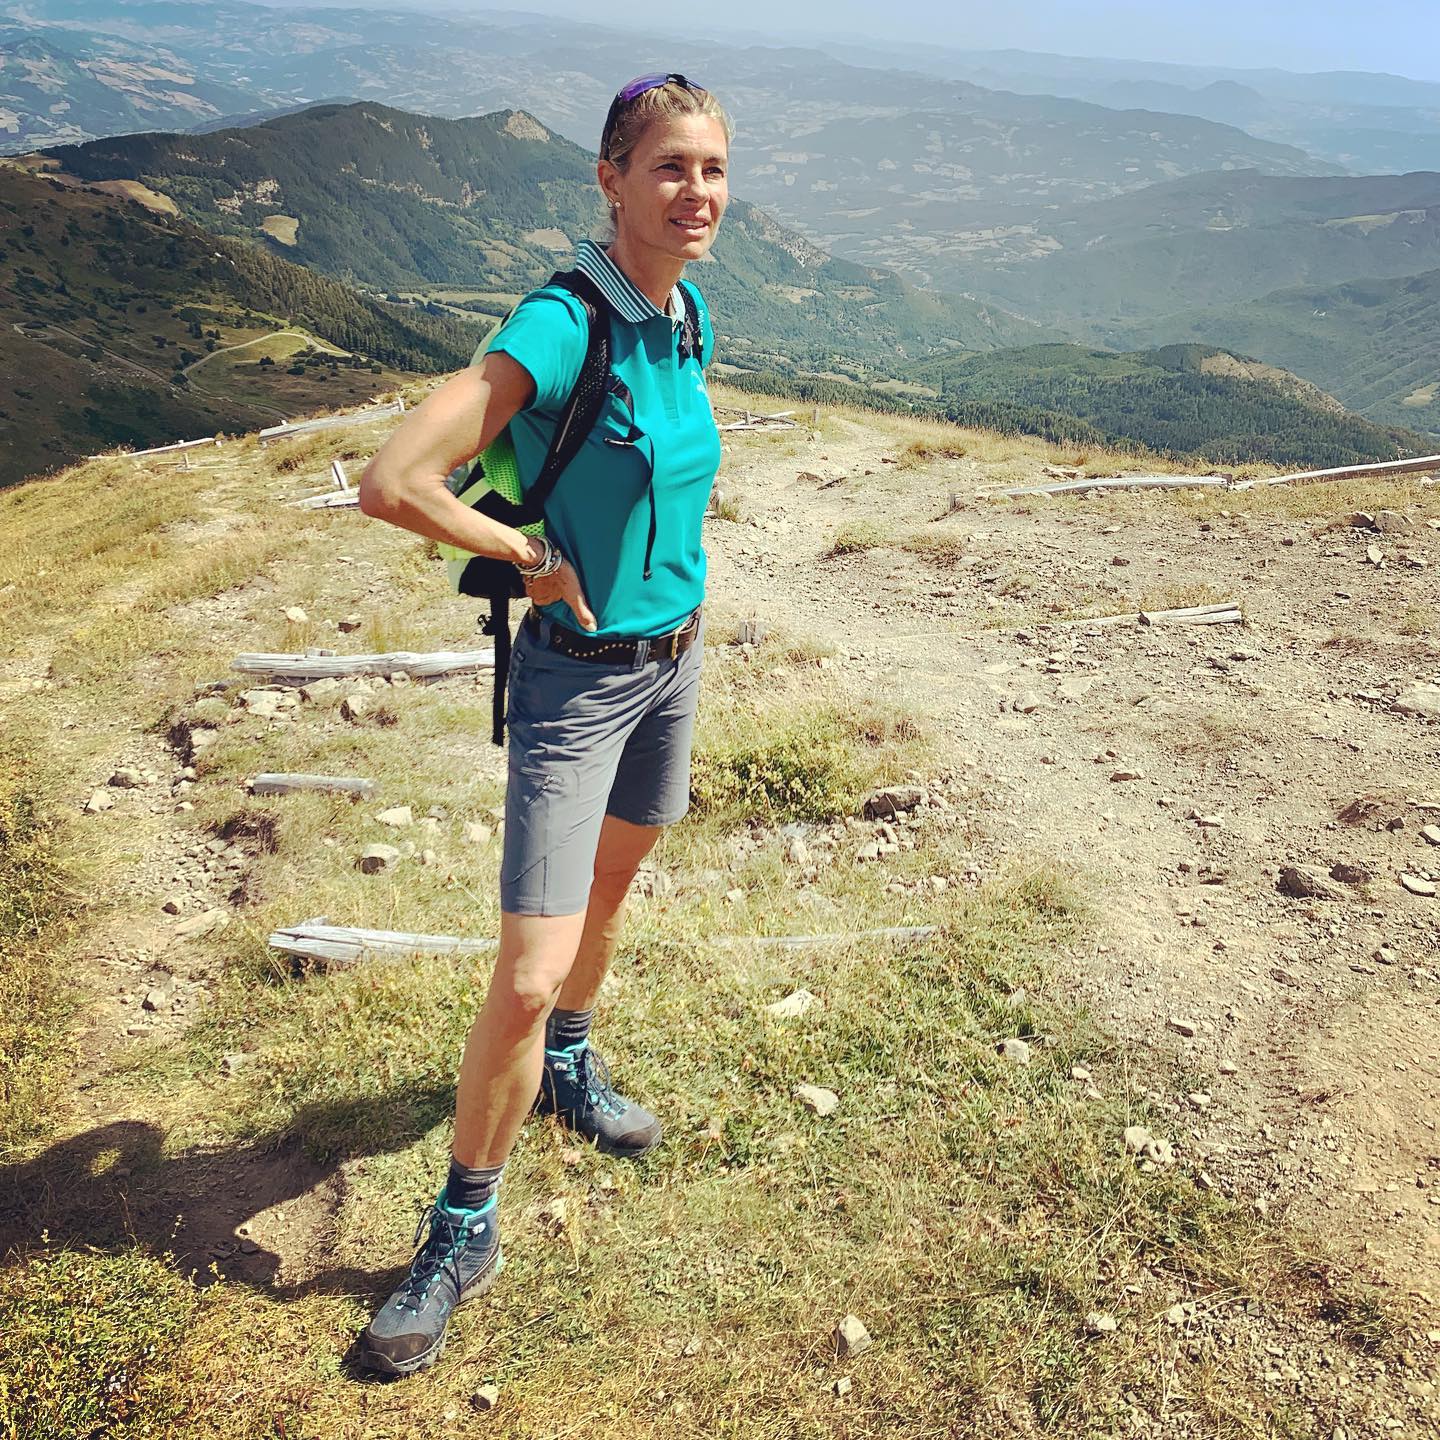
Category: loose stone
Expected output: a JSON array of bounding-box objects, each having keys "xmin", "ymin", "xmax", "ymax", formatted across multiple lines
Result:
[
  {"xmin": 174, "ymin": 908, "xmax": 229, "ymax": 940},
  {"xmin": 833, "ymin": 1314, "xmax": 872, "ymax": 1358},
  {"xmin": 359, "ymin": 844, "xmax": 401, "ymax": 875},
  {"xmin": 764, "ymin": 989, "xmax": 817, "ymax": 1020},
  {"xmin": 795, "ymin": 1084, "xmax": 840, "ymax": 1117},
  {"xmin": 1277, "ymin": 866, "xmax": 1344, "ymax": 901}
]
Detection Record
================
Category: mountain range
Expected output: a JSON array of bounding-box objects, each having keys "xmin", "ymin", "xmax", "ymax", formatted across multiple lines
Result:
[
  {"xmin": 38, "ymin": 101, "xmax": 1054, "ymax": 369},
  {"xmin": 7, "ymin": 93, "xmax": 1424, "ymax": 488},
  {"xmin": 3, "ymin": 2, "xmax": 1436, "ymax": 470},
  {"xmin": 817, "ymin": 43, "xmax": 1440, "ymax": 179}
]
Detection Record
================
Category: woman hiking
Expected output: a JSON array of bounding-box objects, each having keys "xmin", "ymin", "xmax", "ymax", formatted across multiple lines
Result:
[{"xmin": 354, "ymin": 74, "xmax": 731, "ymax": 1377}]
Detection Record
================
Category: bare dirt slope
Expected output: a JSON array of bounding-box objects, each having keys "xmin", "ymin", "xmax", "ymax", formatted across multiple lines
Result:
[{"xmin": 707, "ymin": 416, "xmax": 1440, "ymax": 1311}]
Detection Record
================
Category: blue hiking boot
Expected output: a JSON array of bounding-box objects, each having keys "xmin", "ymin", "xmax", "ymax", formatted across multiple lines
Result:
[
  {"xmin": 358, "ymin": 1193, "xmax": 502, "ymax": 1377},
  {"xmin": 537, "ymin": 1043, "xmax": 662, "ymax": 1158}
]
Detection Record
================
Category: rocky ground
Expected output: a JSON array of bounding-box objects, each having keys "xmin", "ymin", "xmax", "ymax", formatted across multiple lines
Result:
[{"xmin": 708, "ymin": 416, "xmax": 1440, "ymax": 1329}]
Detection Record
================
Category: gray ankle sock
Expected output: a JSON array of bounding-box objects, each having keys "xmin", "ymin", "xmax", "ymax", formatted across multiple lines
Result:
[
  {"xmin": 444, "ymin": 1159, "xmax": 503, "ymax": 1213},
  {"xmin": 546, "ymin": 1006, "xmax": 594, "ymax": 1054}
]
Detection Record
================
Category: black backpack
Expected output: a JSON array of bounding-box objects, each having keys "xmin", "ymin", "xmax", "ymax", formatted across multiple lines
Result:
[{"xmin": 447, "ymin": 268, "xmax": 704, "ymax": 744}]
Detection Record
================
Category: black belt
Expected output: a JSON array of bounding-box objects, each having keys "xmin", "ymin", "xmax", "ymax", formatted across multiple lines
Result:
[{"xmin": 524, "ymin": 606, "xmax": 700, "ymax": 665}]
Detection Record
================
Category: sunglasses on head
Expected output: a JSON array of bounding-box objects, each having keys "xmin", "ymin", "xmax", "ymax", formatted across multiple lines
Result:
[{"xmin": 601, "ymin": 72, "xmax": 707, "ymax": 156}]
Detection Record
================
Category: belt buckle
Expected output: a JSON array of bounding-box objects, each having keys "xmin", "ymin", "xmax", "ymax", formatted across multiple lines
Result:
[{"xmin": 657, "ymin": 630, "xmax": 680, "ymax": 662}]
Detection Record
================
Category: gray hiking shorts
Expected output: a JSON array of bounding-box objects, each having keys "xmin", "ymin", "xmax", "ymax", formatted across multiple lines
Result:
[{"xmin": 499, "ymin": 610, "xmax": 704, "ymax": 917}]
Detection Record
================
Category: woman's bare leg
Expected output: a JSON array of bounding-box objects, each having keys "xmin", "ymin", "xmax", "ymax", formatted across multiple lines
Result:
[
  {"xmin": 556, "ymin": 815, "xmax": 663, "ymax": 1012},
  {"xmin": 451, "ymin": 910, "xmax": 585, "ymax": 1168},
  {"xmin": 450, "ymin": 816, "xmax": 663, "ymax": 1168}
]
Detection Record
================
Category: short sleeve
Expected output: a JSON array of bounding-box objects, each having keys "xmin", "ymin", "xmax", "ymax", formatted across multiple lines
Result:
[{"xmin": 482, "ymin": 286, "xmax": 588, "ymax": 414}]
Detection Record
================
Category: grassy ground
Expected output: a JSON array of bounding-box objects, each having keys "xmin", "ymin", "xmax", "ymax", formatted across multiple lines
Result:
[{"xmin": 0, "ymin": 397, "xmax": 1419, "ymax": 1437}]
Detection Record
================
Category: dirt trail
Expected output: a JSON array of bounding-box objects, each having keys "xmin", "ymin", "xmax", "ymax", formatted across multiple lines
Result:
[{"xmin": 707, "ymin": 418, "xmax": 1440, "ymax": 1311}]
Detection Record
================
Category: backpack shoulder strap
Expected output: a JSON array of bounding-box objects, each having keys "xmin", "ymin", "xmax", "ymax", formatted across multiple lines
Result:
[
  {"xmin": 677, "ymin": 279, "xmax": 704, "ymax": 366},
  {"xmin": 516, "ymin": 268, "xmax": 613, "ymax": 518},
  {"xmin": 475, "ymin": 269, "xmax": 613, "ymax": 747}
]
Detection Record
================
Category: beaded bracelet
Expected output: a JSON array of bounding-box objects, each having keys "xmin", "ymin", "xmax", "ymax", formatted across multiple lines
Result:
[{"xmin": 515, "ymin": 534, "xmax": 564, "ymax": 579}]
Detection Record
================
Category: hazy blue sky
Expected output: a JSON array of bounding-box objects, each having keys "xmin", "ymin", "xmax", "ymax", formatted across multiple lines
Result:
[{"xmin": 517, "ymin": 0, "xmax": 1440, "ymax": 82}]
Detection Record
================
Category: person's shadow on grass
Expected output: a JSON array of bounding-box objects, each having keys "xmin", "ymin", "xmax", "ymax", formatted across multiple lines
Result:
[{"xmin": 0, "ymin": 1084, "xmax": 455, "ymax": 1304}]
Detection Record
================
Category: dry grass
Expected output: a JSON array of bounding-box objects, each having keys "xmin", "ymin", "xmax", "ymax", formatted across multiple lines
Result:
[
  {"xmin": 893, "ymin": 438, "xmax": 966, "ymax": 471},
  {"xmin": 0, "ymin": 409, "xmax": 1419, "ymax": 1439},
  {"xmin": 706, "ymin": 384, "xmax": 1200, "ymax": 480},
  {"xmin": 0, "ymin": 721, "xmax": 86, "ymax": 1160},
  {"xmin": 1140, "ymin": 476, "xmax": 1440, "ymax": 525},
  {"xmin": 826, "ymin": 520, "xmax": 892, "ymax": 557},
  {"xmin": 1397, "ymin": 604, "xmax": 1436, "ymax": 638},
  {"xmin": 900, "ymin": 529, "xmax": 973, "ymax": 566}
]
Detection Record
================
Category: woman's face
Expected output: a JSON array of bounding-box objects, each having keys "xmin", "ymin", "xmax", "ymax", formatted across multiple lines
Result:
[{"xmin": 600, "ymin": 113, "xmax": 729, "ymax": 265}]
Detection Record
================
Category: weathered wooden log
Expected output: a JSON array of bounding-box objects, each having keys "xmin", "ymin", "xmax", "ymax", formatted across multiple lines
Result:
[
  {"xmin": 270, "ymin": 923, "xmax": 499, "ymax": 966},
  {"xmin": 260, "ymin": 401, "xmax": 404, "ymax": 442},
  {"xmin": 711, "ymin": 926, "xmax": 938, "ymax": 950},
  {"xmin": 291, "ymin": 490, "xmax": 361, "ymax": 509},
  {"xmin": 250, "ymin": 773, "xmax": 377, "ymax": 798},
  {"xmin": 91, "ymin": 435, "xmax": 221, "ymax": 460},
  {"xmin": 1231, "ymin": 452, "xmax": 1440, "ymax": 491},
  {"xmin": 231, "ymin": 648, "xmax": 494, "ymax": 681},
  {"xmin": 1161, "ymin": 609, "xmax": 1244, "ymax": 625},
  {"xmin": 994, "ymin": 475, "xmax": 1230, "ymax": 499},
  {"xmin": 274, "ymin": 921, "xmax": 939, "ymax": 967},
  {"xmin": 331, "ymin": 458, "xmax": 352, "ymax": 491},
  {"xmin": 717, "ymin": 409, "xmax": 797, "ymax": 432},
  {"xmin": 1056, "ymin": 602, "xmax": 1242, "ymax": 628}
]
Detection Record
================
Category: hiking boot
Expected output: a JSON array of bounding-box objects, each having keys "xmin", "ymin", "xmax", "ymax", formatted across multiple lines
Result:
[
  {"xmin": 358, "ymin": 1194, "xmax": 502, "ymax": 1377},
  {"xmin": 537, "ymin": 1043, "xmax": 662, "ymax": 1158}
]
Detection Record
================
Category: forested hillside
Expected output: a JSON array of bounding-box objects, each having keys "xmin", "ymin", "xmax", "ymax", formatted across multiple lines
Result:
[
  {"xmin": 0, "ymin": 166, "xmax": 471, "ymax": 486},
  {"xmin": 897, "ymin": 343, "xmax": 1426, "ymax": 465},
  {"xmin": 937, "ymin": 170, "xmax": 1440, "ymax": 333},
  {"xmin": 1149, "ymin": 270, "xmax": 1440, "ymax": 433}
]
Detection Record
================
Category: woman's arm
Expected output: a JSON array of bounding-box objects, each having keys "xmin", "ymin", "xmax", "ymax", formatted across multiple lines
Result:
[
  {"xmin": 359, "ymin": 351, "xmax": 597, "ymax": 629},
  {"xmin": 359, "ymin": 352, "xmax": 538, "ymax": 566}
]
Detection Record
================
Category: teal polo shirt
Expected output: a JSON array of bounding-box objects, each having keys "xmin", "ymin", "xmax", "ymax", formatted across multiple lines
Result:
[{"xmin": 482, "ymin": 240, "xmax": 720, "ymax": 639}]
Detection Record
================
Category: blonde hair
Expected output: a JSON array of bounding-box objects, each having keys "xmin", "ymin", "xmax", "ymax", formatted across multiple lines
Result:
[{"xmin": 600, "ymin": 79, "xmax": 733, "ymax": 172}]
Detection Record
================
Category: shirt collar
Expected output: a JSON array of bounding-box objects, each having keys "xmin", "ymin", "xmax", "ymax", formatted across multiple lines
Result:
[{"xmin": 575, "ymin": 238, "xmax": 683, "ymax": 325}]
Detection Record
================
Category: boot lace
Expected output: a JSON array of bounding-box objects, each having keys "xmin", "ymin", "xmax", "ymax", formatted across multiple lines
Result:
[
  {"xmin": 578, "ymin": 1046, "xmax": 627, "ymax": 1118},
  {"xmin": 394, "ymin": 1203, "xmax": 472, "ymax": 1312}
]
